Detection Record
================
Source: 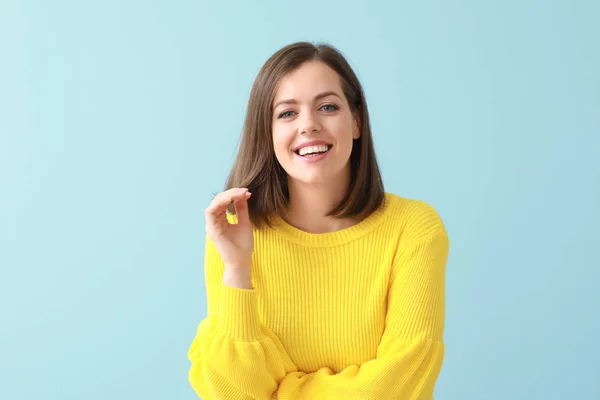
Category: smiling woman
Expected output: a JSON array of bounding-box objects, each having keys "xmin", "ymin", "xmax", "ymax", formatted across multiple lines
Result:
[
  {"xmin": 220, "ymin": 42, "xmax": 386, "ymax": 231},
  {"xmin": 271, "ymin": 61, "xmax": 362, "ymax": 209},
  {"xmin": 187, "ymin": 41, "xmax": 450, "ymax": 400}
]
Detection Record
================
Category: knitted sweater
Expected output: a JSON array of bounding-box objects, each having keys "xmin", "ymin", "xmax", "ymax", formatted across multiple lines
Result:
[{"xmin": 188, "ymin": 193, "xmax": 450, "ymax": 400}]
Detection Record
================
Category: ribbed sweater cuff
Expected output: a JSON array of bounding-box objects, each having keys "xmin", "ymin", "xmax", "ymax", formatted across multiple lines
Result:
[{"xmin": 217, "ymin": 284, "xmax": 264, "ymax": 342}]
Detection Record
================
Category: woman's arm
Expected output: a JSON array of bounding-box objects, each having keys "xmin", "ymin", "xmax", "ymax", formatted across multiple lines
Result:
[
  {"xmin": 188, "ymin": 236, "xmax": 298, "ymax": 400},
  {"xmin": 275, "ymin": 229, "xmax": 450, "ymax": 400}
]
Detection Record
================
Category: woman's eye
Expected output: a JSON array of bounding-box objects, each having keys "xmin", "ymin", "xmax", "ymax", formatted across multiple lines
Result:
[
  {"xmin": 321, "ymin": 104, "xmax": 339, "ymax": 112},
  {"xmin": 278, "ymin": 104, "xmax": 338, "ymax": 119},
  {"xmin": 278, "ymin": 110, "xmax": 296, "ymax": 119}
]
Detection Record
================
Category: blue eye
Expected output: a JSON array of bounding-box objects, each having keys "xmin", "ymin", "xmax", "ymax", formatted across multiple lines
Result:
[
  {"xmin": 277, "ymin": 104, "xmax": 339, "ymax": 119},
  {"xmin": 321, "ymin": 104, "xmax": 339, "ymax": 112},
  {"xmin": 278, "ymin": 110, "xmax": 296, "ymax": 119}
]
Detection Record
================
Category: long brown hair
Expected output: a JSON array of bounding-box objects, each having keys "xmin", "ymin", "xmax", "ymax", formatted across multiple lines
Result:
[{"xmin": 225, "ymin": 41, "xmax": 385, "ymax": 229}]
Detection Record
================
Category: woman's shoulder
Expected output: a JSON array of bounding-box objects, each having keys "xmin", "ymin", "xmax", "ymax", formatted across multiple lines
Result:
[{"xmin": 383, "ymin": 192, "xmax": 448, "ymax": 242}]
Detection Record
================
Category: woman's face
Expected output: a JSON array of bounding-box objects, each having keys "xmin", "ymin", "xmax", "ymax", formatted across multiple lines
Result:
[{"xmin": 271, "ymin": 60, "xmax": 360, "ymax": 186}]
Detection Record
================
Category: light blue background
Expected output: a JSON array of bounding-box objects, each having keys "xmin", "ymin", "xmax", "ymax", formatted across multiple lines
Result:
[{"xmin": 2, "ymin": 0, "xmax": 598, "ymax": 399}]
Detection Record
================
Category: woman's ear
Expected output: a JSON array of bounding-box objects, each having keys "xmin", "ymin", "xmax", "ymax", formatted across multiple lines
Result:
[{"xmin": 353, "ymin": 115, "xmax": 361, "ymax": 139}]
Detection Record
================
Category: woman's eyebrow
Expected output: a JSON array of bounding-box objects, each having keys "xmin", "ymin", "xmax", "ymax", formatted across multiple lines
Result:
[{"xmin": 273, "ymin": 91, "xmax": 342, "ymax": 109}]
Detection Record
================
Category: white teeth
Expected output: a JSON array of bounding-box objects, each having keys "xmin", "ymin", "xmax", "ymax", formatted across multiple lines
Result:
[{"xmin": 298, "ymin": 145, "xmax": 329, "ymax": 156}]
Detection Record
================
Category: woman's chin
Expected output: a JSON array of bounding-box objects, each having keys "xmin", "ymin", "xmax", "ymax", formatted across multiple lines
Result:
[{"xmin": 289, "ymin": 173, "xmax": 331, "ymax": 186}]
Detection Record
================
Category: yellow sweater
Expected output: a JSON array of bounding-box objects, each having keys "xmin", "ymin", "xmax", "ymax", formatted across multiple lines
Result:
[{"xmin": 188, "ymin": 193, "xmax": 450, "ymax": 400}]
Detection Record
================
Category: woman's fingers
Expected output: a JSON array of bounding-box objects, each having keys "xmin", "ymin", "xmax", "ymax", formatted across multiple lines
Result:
[
  {"xmin": 204, "ymin": 188, "xmax": 250, "ymax": 232},
  {"xmin": 233, "ymin": 191, "xmax": 252, "ymax": 225},
  {"xmin": 205, "ymin": 188, "xmax": 247, "ymax": 215}
]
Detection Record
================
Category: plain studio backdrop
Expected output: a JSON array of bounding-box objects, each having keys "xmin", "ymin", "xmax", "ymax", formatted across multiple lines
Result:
[{"xmin": 1, "ymin": 1, "xmax": 598, "ymax": 399}]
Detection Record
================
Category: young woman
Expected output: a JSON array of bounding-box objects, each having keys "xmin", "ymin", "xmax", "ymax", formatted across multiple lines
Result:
[{"xmin": 187, "ymin": 41, "xmax": 450, "ymax": 400}]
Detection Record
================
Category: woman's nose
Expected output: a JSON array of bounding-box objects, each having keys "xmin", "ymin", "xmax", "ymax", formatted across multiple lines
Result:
[{"xmin": 298, "ymin": 110, "xmax": 321, "ymax": 135}]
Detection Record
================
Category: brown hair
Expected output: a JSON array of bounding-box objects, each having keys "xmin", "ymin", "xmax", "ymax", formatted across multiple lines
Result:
[{"xmin": 225, "ymin": 41, "xmax": 385, "ymax": 229}]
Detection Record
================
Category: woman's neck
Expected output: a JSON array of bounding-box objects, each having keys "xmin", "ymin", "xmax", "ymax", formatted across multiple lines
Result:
[{"xmin": 283, "ymin": 173, "xmax": 358, "ymax": 234}]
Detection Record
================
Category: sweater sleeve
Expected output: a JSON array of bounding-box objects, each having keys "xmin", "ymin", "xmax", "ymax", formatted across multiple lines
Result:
[
  {"xmin": 187, "ymin": 235, "xmax": 298, "ymax": 400},
  {"xmin": 275, "ymin": 227, "xmax": 450, "ymax": 400}
]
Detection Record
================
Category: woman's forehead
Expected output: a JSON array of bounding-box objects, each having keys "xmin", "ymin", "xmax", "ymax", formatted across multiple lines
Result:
[
  {"xmin": 273, "ymin": 61, "xmax": 342, "ymax": 103},
  {"xmin": 273, "ymin": 70, "xmax": 343, "ymax": 107}
]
